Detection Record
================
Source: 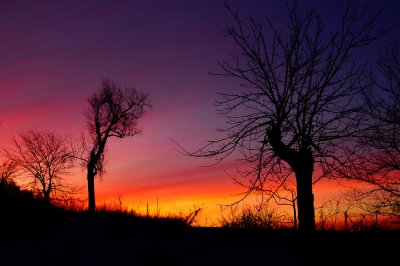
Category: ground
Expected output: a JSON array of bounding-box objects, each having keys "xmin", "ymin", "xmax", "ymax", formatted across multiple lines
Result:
[{"xmin": 0, "ymin": 210, "xmax": 398, "ymax": 266}]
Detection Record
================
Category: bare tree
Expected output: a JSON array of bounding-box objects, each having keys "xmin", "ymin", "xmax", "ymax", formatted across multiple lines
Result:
[
  {"xmin": 339, "ymin": 40, "xmax": 400, "ymax": 221},
  {"xmin": 84, "ymin": 79, "xmax": 151, "ymax": 212},
  {"xmin": 0, "ymin": 159, "xmax": 16, "ymax": 182},
  {"xmin": 4, "ymin": 130, "xmax": 75, "ymax": 204},
  {"xmin": 178, "ymin": 2, "xmax": 383, "ymax": 232},
  {"xmin": 0, "ymin": 159, "xmax": 17, "ymax": 192}
]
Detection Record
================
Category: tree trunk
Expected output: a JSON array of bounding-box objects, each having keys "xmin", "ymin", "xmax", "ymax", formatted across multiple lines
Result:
[
  {"xmin": 292, "ymin": 198, "xmax": 297, "ymax": 231},
  {"xmin": 86, "ymin": 144, "xmax": 105, "ymax": 213},
  {"xmin": 87, "ymin": 151, "xmax": 96, "ymax": 212},
  {"xmin": 87, "ymin": 169, "xmax": 95, "ymax": 212},
  {"xmin": 43, "ymin": 190, "xmax": 51, "ymax": 205},
  {"xmin": 295, "ymin": 173, "xmax": 315, "ymax": 232},
  {"xmin": 267, "ymin": 127, "xmax": 316, "ymax": 232},
  {"xmin": 293, "ymin": 150, "xmax": 315, "ymax": 233}
]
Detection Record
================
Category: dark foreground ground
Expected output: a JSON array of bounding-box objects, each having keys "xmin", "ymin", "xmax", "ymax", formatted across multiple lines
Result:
[{"xmin": 0, "ymin": 209, "xmax": 399, "ymax": 266}]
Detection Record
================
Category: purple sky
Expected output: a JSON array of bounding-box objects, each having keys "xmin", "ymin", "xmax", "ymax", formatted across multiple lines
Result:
[{"xmin": 1, "ymin": 0, "xmax": 399, "ymax": 223}]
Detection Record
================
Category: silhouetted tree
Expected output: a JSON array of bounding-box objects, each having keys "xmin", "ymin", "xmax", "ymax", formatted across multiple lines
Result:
[
  {"xmin": 84, "ymin": 80, "xmax": 150, "ymax": 212},
  {"xmin": 339, "ymin": 40, "xmax": 400, "ymax": 220},
  {"xmin": 4, "ymin": 130, "xmax": 75, "ymax": 204},
  {"xmin": 179, "ymin": 2, "xmax": 383, "ymax": 232},
  {"xmin": 0, "ymin": 159, "xmax": 17, "ymax": 192}
]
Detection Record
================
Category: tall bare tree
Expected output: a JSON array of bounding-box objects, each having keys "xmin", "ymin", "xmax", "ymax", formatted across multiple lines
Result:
[
  {"xmin": 84, "ymin": 80, "xmax": 150, "ymax": 212},
  {"xmin": 180, "ymin": 2, "xmax": 383, "ymax": 232},
  {"xmin": 4, "ymin": 130, "xmax": 75, "ymax": 204}
]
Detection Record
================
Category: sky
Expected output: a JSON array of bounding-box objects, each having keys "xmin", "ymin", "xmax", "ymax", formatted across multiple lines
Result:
[{"xmin": 1, "ymin": 0, "xmax": 399, "ymax": 225}]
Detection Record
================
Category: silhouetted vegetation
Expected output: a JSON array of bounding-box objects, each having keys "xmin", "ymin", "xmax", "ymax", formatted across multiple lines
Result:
[
  {"xmin": 1, "ymin": 2, "xmax": 400, "ymax": 264},
  {"xmin": 335, "ymin": 39, "xmax": 400, "ymax": 223},
  {"xmin": 0, "ymin": 159, "xmax": 16, "ymax": 189},
  {"xmin": 81, "ymin": 80, "xmax": 151, "ymax": 212},
  {"xmin": 1, "ymin": 183, "xmax": 398, "ymax": 265},
  {"xmin": 178, "ymin": 1, "xmax": 386, "ymax": 233},
  {"xmin": 2, "ymin": 130, "xmax": 77, "ymax": 204},
  {"xmin": 220, "ymin": 203, "xmax": 291, "ymax": 229}
]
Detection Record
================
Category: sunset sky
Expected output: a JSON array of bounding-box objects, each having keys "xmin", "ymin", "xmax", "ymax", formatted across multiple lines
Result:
[{"xmin": 1, "ymin": 0, "xmax": 399, "ymax": 225}]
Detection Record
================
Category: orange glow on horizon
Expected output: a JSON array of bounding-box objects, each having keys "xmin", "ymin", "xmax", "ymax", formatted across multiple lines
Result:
[{"xmin": 2, "ymin": 0, "xmax": 398, "ymax": 230}]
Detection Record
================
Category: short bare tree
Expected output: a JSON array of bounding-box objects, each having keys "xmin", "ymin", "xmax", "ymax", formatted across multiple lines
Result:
[
  {"xmin": 4, "ymin": 130, "xmax": 76, "ymax": 204},
  {"xmin": 84, "ymin": 79, "xmax": 151, "ymax": 212},
  {"xmin": 0, "ymin": 159, "xmax": 17, "ymax": 192},
  {"xmin": 179, "ymin": 2, "xmax": 383, "ymax": 232}
]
